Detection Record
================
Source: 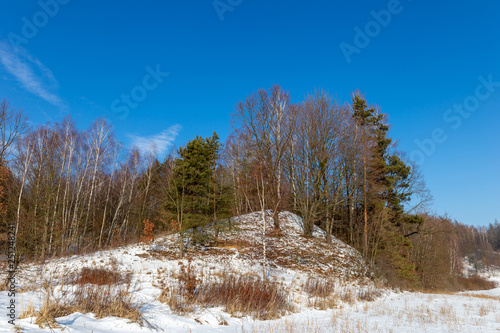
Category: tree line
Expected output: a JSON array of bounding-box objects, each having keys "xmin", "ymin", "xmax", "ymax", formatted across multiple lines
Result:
[{"xmin": 1, "ymin": 87, "xmax": 498, "ymax": 289}]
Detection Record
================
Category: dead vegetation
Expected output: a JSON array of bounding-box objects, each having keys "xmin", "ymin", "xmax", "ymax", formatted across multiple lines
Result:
[
  {"xmin": 71, "ymin": 283, "xmax": 141, "ymax": 322},
  {"xmin": 303, "ymin": 276, "xmax": 335, "ymax": 298},
  {"xmin": 458, "ymin": 275, "xmax": 497, "ymax": 291},
  {"xmin": 20, "ymin": 266, "xmax": 142, "ymax": 328},
  {"xmin": 22, "ymin": 300, "xmax": 73, "ymax": 329},
  {"xmin": 75, "ymin": 266, "xmax": 130, "ymax": 285},
  {"xmin": 195, "ymin": 274, "xmax": 293, "ymax": 319},
  {"xmin": 158, "ymin": 261, "xmax": 294, "ymax": 320},
  {"xmin": 460, "ymin": 293, "xmax": 500, "ymax": 301}
]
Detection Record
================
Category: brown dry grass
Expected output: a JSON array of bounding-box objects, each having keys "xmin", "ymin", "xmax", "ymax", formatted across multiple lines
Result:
[
  {"xmin": 195, "ymin": 274, "xmax": 293, "ymax": 319},
  {"xmin": 458, "ymin": 275, "xmax": 497, "ymax": 291},
  {"xmin": 158, "ymin": 268, "xmax": 294, "ymax": 320},
  {"xmin": 28, "ymin": 300, "xmax": 74, "ymax": 329},
  {"xmin": 303, "ymin": 276, "xmax": 335, "ymax": 298},
  {"xmin": 460, "ymin": 293, "xmax": 500, "ymax": 301},
  {"xmin": 303, "ymin": 276, "xmax": 339, "ymax": 310},
  {"xmin": 357, "ymin": 287, "xmax": 383, "ymax": 302},
  {"xmin": 20, "ymin": 295, "xmax": 74, "ymax": 329},
  {"xmin": 22, "ymin": 268, "xmax": 142, "ymax": 328},
  {"xmin": 70, "ymin": 265, "xmax": 141, "ymax": 322},
  {"xmin": 71, "ymin": 284, "xmax": 141, "ymax": 322},
  {"xmin": 75, "ymin": 267, "xmax": 130, "ymax": 285}
]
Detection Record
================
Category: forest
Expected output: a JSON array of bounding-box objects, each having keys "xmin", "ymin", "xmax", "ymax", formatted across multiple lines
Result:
[{"xmin": 1, "ymin": 86, "xmax": 499, "ymax": 290}]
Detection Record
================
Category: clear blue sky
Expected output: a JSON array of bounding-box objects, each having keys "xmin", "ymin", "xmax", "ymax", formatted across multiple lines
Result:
[{"xmin": 0, "ymin": 0, "xmax": 499, "ymax": 227}]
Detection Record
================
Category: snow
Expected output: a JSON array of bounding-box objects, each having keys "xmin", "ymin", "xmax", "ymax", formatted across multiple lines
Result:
[{"xmin": 1, "ymin": 211, "xmax": 499, "ymax": 332}]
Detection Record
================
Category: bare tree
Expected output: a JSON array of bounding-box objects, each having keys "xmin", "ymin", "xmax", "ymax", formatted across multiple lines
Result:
[
  {"xmin": 83, "ymin": 118, "xmax": 113, "ymax": 242},
  {"xmin": 0, "ymin": 99, "xmax": 28, "ymax": 161},
  {"xmin": 232, "ymin": 85, "xmax": 294, "ymax": 230},
  {"xmin": 286, "ymin": 91, "xmax": 351, "ymax": 237},
  {"xmin": 254, "ymin": 161, "xmax": 268, "ymax": 282}
]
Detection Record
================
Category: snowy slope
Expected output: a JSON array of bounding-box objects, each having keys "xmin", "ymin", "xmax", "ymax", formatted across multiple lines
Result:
[{"xmin": 1, "ymin": 211, "xmax": 498, "ymax": 332}]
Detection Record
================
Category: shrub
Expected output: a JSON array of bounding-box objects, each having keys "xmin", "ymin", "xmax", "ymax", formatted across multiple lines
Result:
[
  {"xmin": 21, "ymin": 275, "xmax": 142, "ymax": 328},
  {"xmin": 158, "ymin": 271, "xmax": 293, "ymax": 319},
  {"xmin": 140, "ymin": 219, "xmax": 155, "ymax": 244},
  {"xmin": 75, "ymin": 267, "xmax": 129, "ymax": 285},
  {"xmin": 71, "ymin": 284, "xmax": 141, "ymax": 322},
  {"xmin": 194, "ymin": 274, "xmax": 293, "ymax": 319},
  {"xmin": 303, "ymin": 276, "xmax": 335, "ymax": 298},
  {"xmin": 357, "ymin": 287, "xmax": 383, "ymax": 302},
  {"xmin": 177, "ymin": 259, "xmax": 201, "ymax": 298},
  {"xmin": 458, "ymin": 275, "xmax": 497, "ymax": 291}
]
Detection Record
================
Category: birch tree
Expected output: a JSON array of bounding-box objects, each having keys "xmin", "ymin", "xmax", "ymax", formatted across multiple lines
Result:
[{"xmin": 232, "ymin": 85, "xmax": 294, "ymax": 230}]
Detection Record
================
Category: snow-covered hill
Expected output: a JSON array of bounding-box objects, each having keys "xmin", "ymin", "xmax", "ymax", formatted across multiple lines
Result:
[{"xmin": 1, "ymin": 211, "xmax": 499, "ymax": 332}]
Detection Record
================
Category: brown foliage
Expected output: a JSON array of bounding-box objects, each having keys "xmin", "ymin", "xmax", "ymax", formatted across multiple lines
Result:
[{"xmin": 140, "ymin": 219, "xmax": 155, "ymax": 244}]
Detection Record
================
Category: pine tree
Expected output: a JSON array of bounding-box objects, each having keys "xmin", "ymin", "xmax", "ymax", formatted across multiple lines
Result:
[
  {"xmin": 165, "ymin": 133, "xmax": 230, "ymax": 246},
  {"xmin": 352, "ymin": 93, "xmax": 414, "ymax": 222},
  {"xmin": 352, "ymin": 93, "xmax": 421, "ymax": 274}
]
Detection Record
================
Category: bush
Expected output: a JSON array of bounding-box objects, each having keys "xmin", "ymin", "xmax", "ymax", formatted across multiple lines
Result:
[
  {"xmin": 303, "ymin": 276, "xmax": 335, "ymax": 298},
  {"xmin": 195, "ymin": 274, "xmax": 293, "ymax": 319},
  {"xmin": 140, "ymin": 219, "xmax": 155, "ymax": 244},
  {"xmin": 177, "ymin": 259, "xmax": 201, "ymax": 297},
  {"xmin": 22, "ymin": 273, "xmax": 142, "ymax": 329},
  {"xmin": 458, "ymin": 275, "xmax": 497, "ymax": 291},
  {"xmin": 75, "ymin": 267, "xmax": 129, "ymax": 285},
  {"xmin": 159, "ymin": 270, "xmax": 293, "ymax": 320},
  {"xmin": 71, "ymin": 284, "xmax": 141, "ymax": 322}
]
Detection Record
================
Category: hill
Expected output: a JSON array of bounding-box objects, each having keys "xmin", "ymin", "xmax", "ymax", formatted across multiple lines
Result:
[{"xmin": 1, "ymin": 211, "xmax": 499, "ymax": 332}]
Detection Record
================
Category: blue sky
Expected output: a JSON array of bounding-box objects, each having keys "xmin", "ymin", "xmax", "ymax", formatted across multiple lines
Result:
[{"xmin": 0, "ymin": 0, "xmax": 499, "ymax": 227}]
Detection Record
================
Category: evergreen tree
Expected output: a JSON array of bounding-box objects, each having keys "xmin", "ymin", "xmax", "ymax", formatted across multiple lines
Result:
[
  {"xmin": 165, "ymin": 133, "xmax": 230, "ymax": 244},
  {"xmin": 352, "ymin": 93, "xmax": 422, "ymax": 279},
  {"xmin": 352, "ymin": 94, "xmax": 414, "ymax": 222}
]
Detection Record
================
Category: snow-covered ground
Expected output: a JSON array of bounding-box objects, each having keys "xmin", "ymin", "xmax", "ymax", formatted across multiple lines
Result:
[
  {"xmin": 3, "ymin": 286, "xmax": 499, "ymax": 332},
  {"xmin": 1, "ymin": 212, "xmax": 499, "ymax": 332}
]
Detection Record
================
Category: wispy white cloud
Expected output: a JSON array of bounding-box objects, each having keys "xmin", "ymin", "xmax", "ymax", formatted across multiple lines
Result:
[
  {"xmin": 128, "ymin": 124, "xmax": 182, "ymax": 156},
  {"xmin": 0, "ymin": 40, "xmax": 64, "ymax": 107}
]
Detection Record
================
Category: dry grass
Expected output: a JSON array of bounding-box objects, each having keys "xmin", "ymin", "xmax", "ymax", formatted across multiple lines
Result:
[
  {"xmin": 71, "ymin": 284, "xmax": 141, "ymax": 322},
  {"xmin": 19, "ymin": 281, "xmax": 74, "ymax": 329},
  {"xmin": 303, "ymin": 276, "xmax": 335, "ymax": 298},
  {"xmin": 158, "ymin": 268, "xmax": 294, "ymax": 320},
  {"xmin": 21, "ymin": 267, "xmax": 142, "ymax": 328},
  {"xmin": 26, "ymin": 299, "xmax": 74, "ymax": 329},
  {"xmin": 460, "ymin": 293, "xmax": 500, "ymax": 301},
  {"xmin": 307, "ymin": 295, "xmax": 339, "ymax": 310},
  {"xmin": 74, "ymin": 266, "xmax": 129, "ymax": 285},
  {"xmin": 303, "ymin": 276, "xmax": 339, "ymax": 310},
  {"xmin": 195, "ymin": 274, "xmax": 293, "ymax": 319},
  {"xmin": 339, "ymin": 288, "xmax": 356, "ymax": 305},
  {"xmin": 69, "ymin": 263, "xmax": 141, "ymax": 322},
  {"xmin": 176, "ymin": 259, "xmax": 201, "ymax": 297},
  {"xmin": 356, "ymin": 286, "xmax": 383, "ymax": 302},
  {"xmin": 159, "ymin": 287, "xmax": 196, "ymax": 314},
  {"xmin": 458, "ymin": 275, "xmax": 497, "ymax": 291}
]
